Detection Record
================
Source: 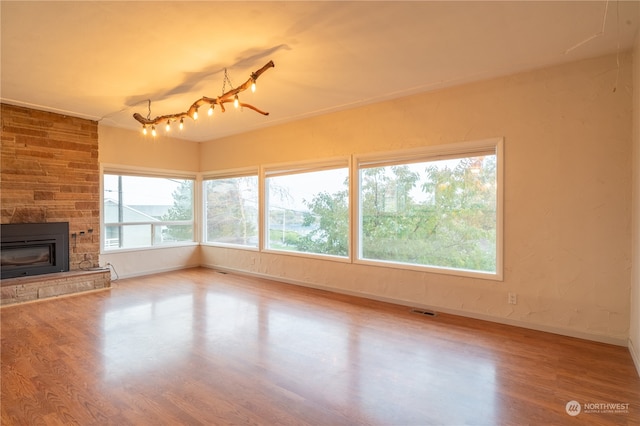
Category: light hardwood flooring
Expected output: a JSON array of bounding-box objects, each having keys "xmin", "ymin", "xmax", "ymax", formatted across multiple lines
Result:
[{"xmin": 2, "ymin": 268, "xmax": 639, "ymax": 425}]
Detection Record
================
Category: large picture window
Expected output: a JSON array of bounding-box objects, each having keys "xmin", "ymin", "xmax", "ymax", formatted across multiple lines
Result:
[
  {"xmin": 103, "ymin": 173, "xmax": 195, "ymax": 250},
  {"xmin": 103, "ymin": 138, "xmax": 501, "ymax": 279},
  {"xmin": 265, "ymin": 161, "xmax": 349, "ymax": 258},
  {"xmin": 356, "ymin": 139, "xmax": 502, "ymax": 277},
  {"xmin": 204, "ymin": 174, "xmax": 259, "ymax": 247}
]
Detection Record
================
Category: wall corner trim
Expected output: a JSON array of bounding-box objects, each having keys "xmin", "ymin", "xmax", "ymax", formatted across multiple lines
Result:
[{"xmin": 630, "ymin": 338, "xmax": 640, "ymax": 378}]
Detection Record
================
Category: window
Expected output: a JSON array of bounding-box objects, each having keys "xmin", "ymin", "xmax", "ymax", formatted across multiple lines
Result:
[
  {"xmin": 203, "ymin": 174, "xmax": 259, "ymax": 247},
  {"xmin": 356, "ymin": 139, "xmax": 502, "ymax": 277},
  {"xmin": 103, "ymin": 139, "xmax": 501, "ymax": 279},
  {"xmin": 265, "ymin": 161, "xmax": 349, "ymax": 257},
  {"xmin": 103, "ymin": 173, "xmax": 195, "ymax": 250}
]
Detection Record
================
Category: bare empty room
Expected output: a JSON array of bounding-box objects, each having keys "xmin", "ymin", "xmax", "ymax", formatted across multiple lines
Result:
[{"xmin": 2, "ymin": 1, "xmax": 640, "ymax": 424}]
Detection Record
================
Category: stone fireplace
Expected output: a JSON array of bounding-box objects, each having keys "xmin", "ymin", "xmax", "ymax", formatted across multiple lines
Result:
[{"xmin": 1, "ymin": 104, "xmax": 110, "ymax": 305}]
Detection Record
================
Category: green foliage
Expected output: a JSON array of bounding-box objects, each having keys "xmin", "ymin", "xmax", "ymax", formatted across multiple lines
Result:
[
  {"xmin": 362, "ymin": 157, "xmax": 497, "ymax": 272},
  {"xmin": 295, "ymin": 156, "xmax": 497, "ymax": 272},
  {"xmin": 269, "ymin": 229, "xmax": 301, "ymax": 249},
  {"xmin": 296, "ymin": 189, "xmax": 349, "ymax": 256},
  {"xmin": 161, "ymin": 180, "xmax": 194, "ymax": 242}
]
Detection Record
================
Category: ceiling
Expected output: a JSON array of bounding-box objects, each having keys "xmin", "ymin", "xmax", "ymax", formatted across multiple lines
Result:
[{"xmin": 1, "ymin": 1, "xmax": 639, "ymax": 143}]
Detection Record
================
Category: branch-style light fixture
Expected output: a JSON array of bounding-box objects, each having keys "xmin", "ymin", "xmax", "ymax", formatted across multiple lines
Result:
[{"xmin": 133, "ymin": 60, "xmax": 275, "ymax": 135}]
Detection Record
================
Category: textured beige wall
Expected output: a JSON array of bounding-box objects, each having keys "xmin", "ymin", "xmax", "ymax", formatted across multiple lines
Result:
[
  {"xmin": 631, "ymin": 29, "xmax": 640, "ymax": 372},
  {"xmin": 99, "ymin": 125, "xmax": 200, "ymax": 172},
  {"xmin": 100, "ymin": 245, "xmax": 201, "ymax": 279},
  {"xmin": 96, "ymin": 53, "xmax": 634, "ymax": 344},
  {"xmin": 201, "ymin": 53, "xmax": 633, "ymax": 344}
]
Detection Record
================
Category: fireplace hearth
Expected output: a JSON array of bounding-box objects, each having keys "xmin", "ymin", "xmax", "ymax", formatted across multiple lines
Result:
[{"xmin": 1, "ymin": 222, "xmax": 70, "ymax": 280}]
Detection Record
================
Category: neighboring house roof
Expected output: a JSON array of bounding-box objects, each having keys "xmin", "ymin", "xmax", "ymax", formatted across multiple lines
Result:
[
  {"xmin": 103, "ymin": 199, "xmax": 163, "ymax": 222},
  {"xmin": 127, "ymin": 205, "xmax": 171, "ymax": 219}
]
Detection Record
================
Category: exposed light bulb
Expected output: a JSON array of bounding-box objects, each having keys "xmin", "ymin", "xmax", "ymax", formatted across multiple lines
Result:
[
  {"xmin": 208, "ymin": 104, "xmax": 214, "ymax": 116},
  {"xmin": 193, "ymin": 108, "xmax": 199, "ymax": 120},
  {"xmin": 179, "ymin": 118, "xmax": 184, "ymax": 130},
  {"xmin": 151, "ymin": 125, "xmax": 156, "ymax": 137},
  {"xmin": 142, "ymin": 125, "xmax": 147, "ymax": 135},
  {"xmin": 234, "ymin": 94, "xmax": 239, "ymax": 109},
  {"xmin": 165, "ymin": 120, "xmax": 170, "ymax": 132},
  {"xmin": 251, "ymin": 79, "xmax": 256, "ymax": 93}
]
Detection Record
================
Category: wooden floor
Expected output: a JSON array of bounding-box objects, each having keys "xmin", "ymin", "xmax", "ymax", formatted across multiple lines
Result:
[{"xmin": 2, "ymin": 268, "xmax": 639, "ymax": 425}]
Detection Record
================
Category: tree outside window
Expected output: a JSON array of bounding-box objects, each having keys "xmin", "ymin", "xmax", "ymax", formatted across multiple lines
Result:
[
  {"xmin": 359, "ymin": 155, "xmax": 497, "ymax": 273},
  {"xmin": 204, "ymin": 176, "xmax": 258, "ymax": 247},
  {"xmin": 265, "ymin": 167, "xmax": 349, "ymax": 257}
]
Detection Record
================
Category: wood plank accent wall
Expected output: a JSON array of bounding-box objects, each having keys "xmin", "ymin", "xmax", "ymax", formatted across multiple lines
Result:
[{"xmin": 0, "ymin": 103, "xmax": 100, "ymax": 270}]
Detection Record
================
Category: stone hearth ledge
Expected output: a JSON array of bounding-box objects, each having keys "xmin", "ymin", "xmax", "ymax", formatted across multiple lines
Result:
[{"xmin": 0, "ymin": 269, "xmax": 111, "ymax": 306}]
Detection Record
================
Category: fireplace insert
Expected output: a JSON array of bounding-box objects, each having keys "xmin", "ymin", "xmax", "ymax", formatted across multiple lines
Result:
[{"xmin": 1, "ymin": 222, "xmax": 70, "ymax": 280}]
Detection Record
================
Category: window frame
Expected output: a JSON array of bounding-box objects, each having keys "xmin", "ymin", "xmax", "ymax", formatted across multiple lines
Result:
[
  {"xmin": 102, "ymin": 138, "xmax": 502, "ymax": 281},
  {"xmin": 101, "ymin": 165, "xmax": 198, "ymax": 253},
  {"xmin": 262, "ymin": 157, "xmax": 351, "ymax": 261},
  {"xmin": 353, "ymin": 138, "xmax": 504, "ymax": 280}
]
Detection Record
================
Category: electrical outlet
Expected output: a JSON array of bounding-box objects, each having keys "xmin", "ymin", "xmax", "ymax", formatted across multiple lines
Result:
[{"xmin": 508, "ymin": 292, "xmax": 517, "ymax": 305}]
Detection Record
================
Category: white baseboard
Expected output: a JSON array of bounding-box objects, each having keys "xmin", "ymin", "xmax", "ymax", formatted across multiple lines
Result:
[
  {"xmin": 109, "ymin": 264, "xmax": 200, "ymax": 280},
  {"xmin": 204, "ymin": 263, "xmax": 629, "ymax": 347}
]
